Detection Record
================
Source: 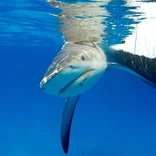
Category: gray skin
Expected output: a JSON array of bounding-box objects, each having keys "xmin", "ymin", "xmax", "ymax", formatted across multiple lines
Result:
[{"xmin": 40, "ymin": 42, "xmax": 107, "ymax": 154}]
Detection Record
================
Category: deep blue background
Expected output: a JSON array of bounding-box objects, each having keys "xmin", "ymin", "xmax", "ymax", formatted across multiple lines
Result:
[{"xmin": 1, "ymin": 0, "xmax": 156, "ymax": 156}]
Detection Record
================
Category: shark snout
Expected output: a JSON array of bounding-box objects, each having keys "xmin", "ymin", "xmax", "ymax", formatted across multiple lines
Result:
[
  {"xmin": 40, "ymin": 77, "xmax": 47, "ymax": 89},
  {"xmin": 40, "ymin": 67, "xmax": 63, "ymax": 89}
]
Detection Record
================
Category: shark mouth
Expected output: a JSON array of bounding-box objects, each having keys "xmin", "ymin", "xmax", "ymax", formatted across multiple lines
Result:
[{"xmin": 58, "ymin": 69, "xmax": 95, "ymax": 96}]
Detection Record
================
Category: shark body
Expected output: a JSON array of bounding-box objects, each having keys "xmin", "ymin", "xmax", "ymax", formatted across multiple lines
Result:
[
  {"xmin": 40, "ymin": 42, "xmax": 156, "ymax": 154},
  {"xmin": 40, "ymin": 42, "xmax": 107, "ymax": 154}
]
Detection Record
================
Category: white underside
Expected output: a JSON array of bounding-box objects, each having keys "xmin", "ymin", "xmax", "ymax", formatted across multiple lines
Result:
[
  {"xmin": 42, "ymin": 68, "xmax": 104, "ymax": 97},
  {"xmin": 111, "ymin": 2, "xmax": 156, "ymax": 58}
]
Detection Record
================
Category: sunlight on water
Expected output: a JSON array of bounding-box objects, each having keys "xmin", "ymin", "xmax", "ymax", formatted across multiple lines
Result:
[
  {"xmin": 1, "ymin": 0, "xmax": 152, "ymax": 47},
  {"xmin": 47, "ymin": 0, "xmax": 138, "ymax": 45},
  {"xmin": 48, "ymin": 0, "xmax": 110, "ymax": 44},
  {"xmin": 112, "ymin": 0, "xmax": 156, "ymax": 58}
]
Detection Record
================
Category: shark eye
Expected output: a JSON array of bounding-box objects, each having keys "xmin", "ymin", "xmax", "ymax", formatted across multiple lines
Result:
[
  {"xmin": 70, "ymin": 65, "xmax": 74, "ymax": 69},
  {"xmin": 81, "ymin": 55, "xmax": 85, "ymax": 61},
  {"xmin": 70, "ymin": 65, "xmax": 77, "ymax": 69}
]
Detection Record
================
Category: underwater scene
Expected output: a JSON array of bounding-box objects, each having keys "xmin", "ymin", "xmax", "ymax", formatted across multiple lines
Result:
[{"xmin": 1, "ymin": 0, "xmax": 156, "ymax": 155}]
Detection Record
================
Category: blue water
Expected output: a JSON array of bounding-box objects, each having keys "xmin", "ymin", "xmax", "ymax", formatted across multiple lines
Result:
[{"xmin": 1, "ymin": 0, "xmax": 156, "ymax": 156}]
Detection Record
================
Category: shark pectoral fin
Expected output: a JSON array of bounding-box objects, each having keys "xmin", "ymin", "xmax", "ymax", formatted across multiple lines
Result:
[
  {"xmin": 107, "ymin": 62, "xmax": 154, "ymax": 87},
  {"xmin": 61, "ymin": 95, "xmax": 80, "ymax": 154}
]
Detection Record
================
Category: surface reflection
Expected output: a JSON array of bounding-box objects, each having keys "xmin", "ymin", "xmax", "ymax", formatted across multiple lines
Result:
[{"xmin": 47, "ymin": 0, "xmax": 110, "ymax": 44}]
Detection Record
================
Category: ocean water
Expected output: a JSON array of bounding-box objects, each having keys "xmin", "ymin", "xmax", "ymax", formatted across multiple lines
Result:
[{"xmin": 1, "ymin": 0, "xmax": 156, "ymax": 156}]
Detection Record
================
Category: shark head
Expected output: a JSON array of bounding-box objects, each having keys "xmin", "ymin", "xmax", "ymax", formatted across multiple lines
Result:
[
  {"xmin": 39, "ymin": 42, "xmax": 108, "ymax": 154},
  {"xmin": 40, "ymin": 42, "xmax": 107, "ymax": 97}
]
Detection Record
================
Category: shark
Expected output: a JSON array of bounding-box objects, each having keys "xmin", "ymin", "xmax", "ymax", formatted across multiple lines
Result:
[{"xmin": 39, "ymin": 41, "xmax": 155, "ymax": 154}]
